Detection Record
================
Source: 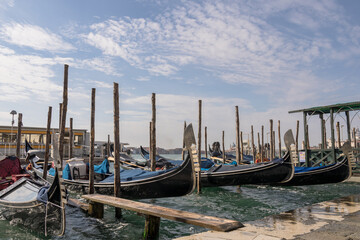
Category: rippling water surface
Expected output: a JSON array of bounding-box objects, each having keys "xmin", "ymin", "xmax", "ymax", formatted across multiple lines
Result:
[{"xmin": 1, "ymin": 154, "xmax": 359, "ymax": 240}]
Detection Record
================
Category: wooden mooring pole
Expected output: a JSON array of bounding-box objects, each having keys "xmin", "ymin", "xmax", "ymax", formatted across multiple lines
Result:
[
  {"xmin": 270, "ymin": 119, "xmax": 273, "ymax": 161},
  {"xmin": 222, "ymin": 131, "xmax": 225, "ymax": 163},
  {"xmin": 43, "ymin": 107, "xmax": 52, "ymax": 179},
  {"xmin": 235, "ymin": 106, "xmax": 240, "ymax": 165},
  {"xmin": 151, "ymin": 93, "xmax": 156, "ymax": 172},
  {"xmin": 295, "ymin": 120, "xmax": 299, "ymax": 152},
  {"xmin": 16, "ymin": 113, "xmax": 22, "ymax": 158},
  {"xmin": 336, "ymin": 122, "xmax": 341, "ymax": 148},
  {"xmin": 251, "ymin": 125, "xmax": 255, "ymax": 159},
  {"xmin": 113, "ymin": 82, "xmax": 121, "ymax": 218},
  {"xmin": 240, "ymin": 131, "xmax": 244, "ymax": 162},
  {"xmin": 182, "ymin": 121, "xmax": 187, "ymax": 160},
  {"xmin": 59, "ymin": 64, "xmax": 68, "ymax": 169},
  {"xmin": 59, "ymin": 103, "xmax": 62, "ymax": 130},
  {"xmin": 204, "ymin": 126, "xmax": 208, "ymax": 159},
  {"xmin": 89, "ymin": 88, "xmax": 96, "ymax": 195},
  {"xmin": 261, "ymin": 125, "xmax": 264, "ymax": 162},
  {"xmin": 69, "ymin": 118, "xmax": 73, "ymax": 159},
  {"xmin": 197, "ymin": 100, "xmax": 202, "ymax": 194},
  {"xmin": 278, "ymin": 120, "xmax": 281, "ymax": 157},
  {"xmin": 107, "ymin": 134, "xmax": 111, "ymax": 157},
  {"xmin": 257, "ymin": 132, "xmax": 260, "ymax": 162}
]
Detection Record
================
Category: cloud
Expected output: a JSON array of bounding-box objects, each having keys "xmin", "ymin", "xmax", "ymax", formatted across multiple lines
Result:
[
  {"xmin": 81, "ymin": 0, "xmax": 358, "ymax": 95},
  {"xmin": 74, "ymin": 57, "xmax": 123, "ymax": 77},
  {"xmin": 0, "ymin": 22, "xmax": 75, "ymax": 52}
]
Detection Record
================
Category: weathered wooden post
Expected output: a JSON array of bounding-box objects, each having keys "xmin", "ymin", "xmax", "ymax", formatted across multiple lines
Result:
[
  {"xmin": 336, "ymin": 122, "xmax": 341, "ymax": 148},
  {"xmin": 205, "ymin": 126, "xmax": 208, "ymax": 159},
  {"xmin": 270, "ymin": 119, "xmax": 273, "ymax": 161},
  {"xmin": 107, "ymin": 134, "xmax": 111, "ymax": 157},
  {"xmin": 330, "ymin": 108, "xmax": 336, "ymax": 163},
  {"xmin": 354, "ymin": 128, "xmax": 357, "ymax": 148},
  {"xmin": 320, "ymin": 114, "xmax": 325, "ymax": 157},
  {"xmin": 278, "ymin": 120, "xmax": 281, "ymax": 157},
  {"xmin": 251, "ymin": 126, "xmax": 255, "ymax": 159},
  {"xmin": 257, "ymin": 132, "xmax": 260, "ymax": 162},
  {"xmin": 43, "ymin": 107, "xmax": 52, "ymax": 179},
  {"xmin": 295, "ymin": 120, "xmax": 299, "ymax": 152},
  {"xmin": 303, "ymin": 112, "xmax": 309, "ymax": 165},
  {"xmin": 113, "ymin": 82, "xmax": 122, "ymax": 219},
  {"xmin": 59, "ymin": 103, "xmax": 62, "ymax": 130},
  {"xmin": 197, "ymin": 100, "xmax": 202, "ymax": 194},
  {"xmin": 144, "ymin": 215, "xmax": 161, "ymax": 240},
  {"xmin": 222, "ymin": 131, "xmax": 225, "ymax": 163},
  {"xmin": 16, "ymin": 113, "xmax": 22, "ymax": 158},
  {"xmin": 149, "ymin": 121, "xmax": 152, "ymax": 164},
  {"xmin": 306, "ymin": 125, "xmax": 310, "ymax": 149},
  {"xmin": 59, "ymin": 64, "xmax": 68, "ymax": 169},
  {"xmin": 151, "ymin": 93, "xmax": 156, "ymax": 171},
  {"xmin": 240, "ymin": 131, "xmax": 244, "ymax": 162},
  {"xmin": 272, "ymin": 130, "xmax": 276, "ymax": 159},
  {"xmin": 345, "ymin": 111, "xmax": 351, "ymax": 141},
  {"xmin": 261, "ymin": 125, "xmax": 264, "ymax": 162},
  {"xmin": 235, "ymin": 106, "xmax": 240, "ymax": 164},
  {"xmin": 182, "ymin": 121, "xmax": 187, "ymax": 160},
  {"xmin": 89, "ymin": 88, "xmax": 96, "ymax": 195},
  {"xmin": 323, "ymin": 120, "xmax": 327, "ymax": 148},
  {"xmin": 69, "ymin": 118, "xmax": 73, "ymax": 159}
]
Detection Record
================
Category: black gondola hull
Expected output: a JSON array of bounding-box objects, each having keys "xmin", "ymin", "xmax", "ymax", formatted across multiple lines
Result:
[
  {"xmin": 33, "ymin": 154, "xmax": 195, "ymax": 199},
  {"xmin": 201, "ymin": 153, "xmax": 294, "ymax": 187},
  {"xmin": 275, "ymin": 155, "xmax": 351, "ymax": 186}
]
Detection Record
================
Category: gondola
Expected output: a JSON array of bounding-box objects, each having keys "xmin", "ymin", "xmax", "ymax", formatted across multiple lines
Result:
[
  {"xmin": 274, "ymin": 141, "xmax": 353, "ymax": 186},
  {"xmin": 0, "ymin": 155, "xmax": 65, "ymax": 236},
  {"xmin": 142, "ymin": 129, "xmax": 295, "ymax": 187},
  {"xmin": 31, "ymin": 125, "xmax": 197, "ymax": 199},
  {"xmin": 200, "ymin": 151, "xmax": 293, "ymax": 187}
]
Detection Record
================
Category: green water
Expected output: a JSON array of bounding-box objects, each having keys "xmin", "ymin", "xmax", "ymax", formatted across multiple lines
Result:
[{"xmin": 0, "ymin": 154, "xmax": 359, "ymax": 239}]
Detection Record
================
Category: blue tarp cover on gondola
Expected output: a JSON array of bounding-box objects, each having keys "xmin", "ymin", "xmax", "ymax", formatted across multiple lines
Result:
[
  {"xmin": 37, "ymin": 185, "xmax": 50, "ymax": 204},
  {"xmin": 49, "ymin": 158, "xmax": 110, "ymax": 180},
  {"xmin": 93, "ymin": 158, "xmax": 110, "ymax": 174},
  {"xmin": 295, "ymin": 163, "xmax": 334, "ymax": 173},
  {"xmin": 100, "ymin": 167, "xmax": 172, "ymax": 183}
]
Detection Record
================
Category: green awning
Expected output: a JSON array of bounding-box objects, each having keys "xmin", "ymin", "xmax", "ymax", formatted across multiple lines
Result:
[{"xmin": 289, "ymin": 101, "xmax": 360, "ymax": 115}]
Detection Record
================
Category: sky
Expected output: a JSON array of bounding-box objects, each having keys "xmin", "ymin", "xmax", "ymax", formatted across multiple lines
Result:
[{"xmin": 0, "ymin": 0, "xmax": 359, "ymax": 149}]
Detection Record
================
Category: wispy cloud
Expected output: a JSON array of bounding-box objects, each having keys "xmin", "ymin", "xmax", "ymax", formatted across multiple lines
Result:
[{"xmin": 0, "ymin": 22, "xmax": 75, "ymax": 52}]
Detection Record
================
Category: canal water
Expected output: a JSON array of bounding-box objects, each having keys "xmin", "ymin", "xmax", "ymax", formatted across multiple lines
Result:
[{"xmin": 0, "ymin": 154, "xmax": 359, "ymax": 239}]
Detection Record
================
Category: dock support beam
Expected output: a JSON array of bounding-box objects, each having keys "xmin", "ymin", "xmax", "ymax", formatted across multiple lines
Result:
[
  {"xmin": 144, "ymin": 215, "xmax": 160, "ymax": 240},
  {"xmin": 88, "ymin": 201, "xmax": 104, "ymax": 219}
]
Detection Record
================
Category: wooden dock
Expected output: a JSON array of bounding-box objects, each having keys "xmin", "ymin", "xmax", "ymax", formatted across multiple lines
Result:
[{"xmin": 81, "ymin": 194, "xmax": 243, "ymax": 239}]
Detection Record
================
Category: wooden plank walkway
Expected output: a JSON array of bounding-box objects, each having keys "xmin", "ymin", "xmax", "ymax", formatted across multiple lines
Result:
[{"xmin": 82, "ymin": 194, "xmax": 243, "ymax": 232}]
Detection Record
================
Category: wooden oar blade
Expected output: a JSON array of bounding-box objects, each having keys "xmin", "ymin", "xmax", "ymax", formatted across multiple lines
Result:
[
  {"xmin": 284, "ymin": 129, "xmax": 295, "ymax": 151},
  {"xmin": 184, "ymin": 123, "xmax": 196, "ymax": 150}
]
